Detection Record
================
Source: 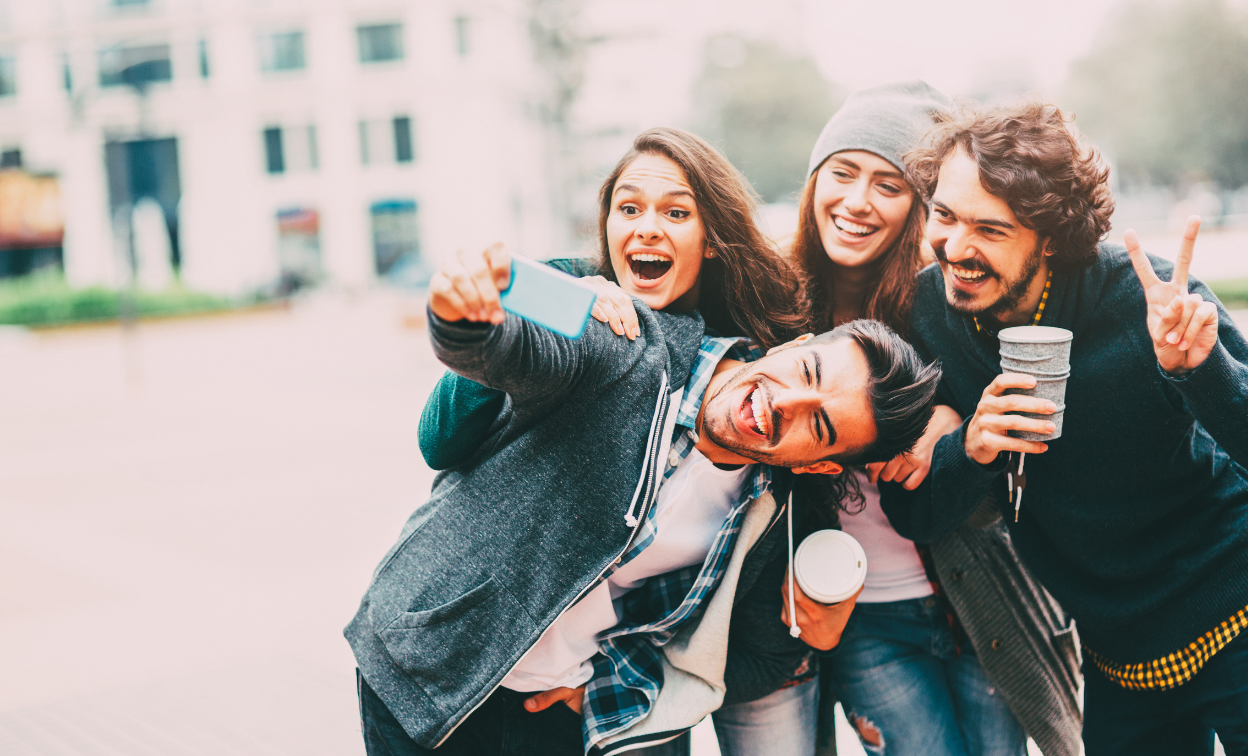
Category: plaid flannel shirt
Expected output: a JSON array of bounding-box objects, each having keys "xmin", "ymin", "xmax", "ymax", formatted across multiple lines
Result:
[{"xmin": 581, "ymin": 336, "xmax": 771, "ymax": 752}]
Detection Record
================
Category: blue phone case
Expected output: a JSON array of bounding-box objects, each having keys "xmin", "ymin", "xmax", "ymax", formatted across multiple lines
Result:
[{"xmin": 499, "ymin": 256, "xmax": 597, "ymax": 339}]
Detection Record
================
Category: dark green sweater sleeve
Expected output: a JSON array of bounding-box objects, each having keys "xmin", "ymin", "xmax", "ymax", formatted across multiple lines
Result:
[
  {"xmin": 417, "ymin": 257, "xmax": 603, "ymax": 470},
  {"xmin": 418, "ymin": 371, "xmax": 507, "ymax": 470}
]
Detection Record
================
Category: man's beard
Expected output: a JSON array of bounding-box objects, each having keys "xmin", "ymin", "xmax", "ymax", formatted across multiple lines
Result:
[
  {"xmin": 699, "ymin": 367, "xmax": 804, "ymax": 469},
  {"xmin": 935, "ymin": 238, "xmax": 1046, "ymax": 323}
]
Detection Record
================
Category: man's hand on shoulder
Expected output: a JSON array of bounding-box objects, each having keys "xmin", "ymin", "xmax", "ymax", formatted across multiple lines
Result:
[
  {"xmin": 869, "ymin": 404, "xmax": 963, "ymax": 489},
  {"xmin": 428, "ymin": 243, "xmax": 512, "ymax": 325},
  {"xmin": 1126, "ymin": 216, "xmax": 1220, "ymax": 376}
]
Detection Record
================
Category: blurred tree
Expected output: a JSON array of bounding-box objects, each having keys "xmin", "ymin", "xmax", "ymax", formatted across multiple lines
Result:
[
  {"xmin": 695, "ymin": 36, "xmax": 840, "ymax": 204},
  {"xmin": 1064, "ymin": 0, "xmax": 1248, "ymax": 189}
]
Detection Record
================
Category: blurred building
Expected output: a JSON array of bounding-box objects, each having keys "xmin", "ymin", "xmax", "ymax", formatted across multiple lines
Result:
[{"xmin": 0, "ymin": 0, "xmax": 560, "ymax": 293}]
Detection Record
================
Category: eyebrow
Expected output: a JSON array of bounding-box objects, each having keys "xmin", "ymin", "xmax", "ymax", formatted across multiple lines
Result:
[
  {"xmin": 830, "ymin": 155, "xmax": 905, "ymax": 179},
  {"xmin": 808, "ymin": 350, "xmax": 835, "ymax": 447},
  {"xmin": 614, "ymin": 184, "xmax": 695, "ymax": 201},
  {"xmin": 932, "ymin": 200, "xmax": 1015, "ymax": 230}
]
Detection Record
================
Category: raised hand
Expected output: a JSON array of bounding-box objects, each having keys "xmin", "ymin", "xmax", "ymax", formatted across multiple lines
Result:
[
  {"xmin": 963, "ymin": 374, "xmax": 1056, "ymax": 465},
  {"xmin": 427, "ymin": 243, "xmax": 512, "ymax": 324},
  {"xmin": 1125, "ymin": 216, "xmax": 1219, "ymax": 376}
]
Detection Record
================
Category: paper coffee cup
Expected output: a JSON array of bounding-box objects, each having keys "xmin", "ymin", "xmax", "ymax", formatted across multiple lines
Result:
[
  {"xmin": 999, "ymin": 326, "xmax": 1072, "ymax": 442},
  {"xmin": 794, "ymin": 530, "xmax": 867, "ymax": 604}
]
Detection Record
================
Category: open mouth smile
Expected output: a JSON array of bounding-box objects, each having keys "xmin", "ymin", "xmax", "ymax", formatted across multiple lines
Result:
[
  {"xmin": 950, "ymin": 265, "xmax": 991, "ymax": 285},
  {"xmin": 738, "ymin": 384, "xmax": 772, "ymax": 442},
  {"xmin": 627, "ymin": 251, "xmax": 673, "ymax": 282},
  {"xmin": 832, "ymin": 215, "xmax": 879, "ymax": 238}
]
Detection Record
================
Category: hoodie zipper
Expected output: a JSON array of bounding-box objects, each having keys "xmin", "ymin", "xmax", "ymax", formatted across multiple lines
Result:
[{"xmin": 436, "ymin": 371, "xmax": 672, "ymax": 747}]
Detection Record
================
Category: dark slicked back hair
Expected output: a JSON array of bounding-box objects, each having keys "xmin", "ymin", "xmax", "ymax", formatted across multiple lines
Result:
[
  {"xmin": 905, "ymin": 101, "xmax": 1115, "ymax": 272},
  {"xmin": 596, "ymin": 127, "xmax": 808, "ymax": 349},
  {"xmin": 811, "ymin": 319, "xmax": 941, "ymax": 466}
]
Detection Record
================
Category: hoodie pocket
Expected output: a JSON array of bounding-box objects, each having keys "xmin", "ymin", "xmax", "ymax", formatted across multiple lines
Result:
[{"xmin": 378, "ymin": 576, "xmax": 533, "ymax": 710}]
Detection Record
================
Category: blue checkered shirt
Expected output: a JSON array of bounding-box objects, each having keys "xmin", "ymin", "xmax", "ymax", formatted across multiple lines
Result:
[{"xmin": 581, "ymin": 337, "xmax": 772, "ymax": 752}]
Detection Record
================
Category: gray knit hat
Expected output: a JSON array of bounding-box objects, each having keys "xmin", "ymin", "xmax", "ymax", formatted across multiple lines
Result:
[{"xmin": 807, "ymin": 80, "xmax": 951, "ymax": 178}]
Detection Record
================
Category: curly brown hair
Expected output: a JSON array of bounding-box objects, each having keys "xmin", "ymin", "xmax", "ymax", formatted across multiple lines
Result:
[
  {"xmin": 905, "ymin": 101, "xmax": 1115, "ymax": 272},
  {"xmin": 596, "ymin": 128, "xmax": 809, "ymax": 349}
]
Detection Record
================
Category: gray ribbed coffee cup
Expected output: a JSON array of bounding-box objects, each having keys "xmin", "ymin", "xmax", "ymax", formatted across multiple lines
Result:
[{"xmin": 998, "ymin": 326, "xmax": 1072, "ymax": 441}]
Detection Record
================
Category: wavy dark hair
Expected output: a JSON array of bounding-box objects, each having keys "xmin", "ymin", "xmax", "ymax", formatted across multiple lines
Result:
[
  {"xmin": 596, "ymin": 128, "xmax": 808, "ymax": 349},
  {"xmin": 791, "ymin": 165, "xmax": 928, "ymax": 338},
  {"xmin": 906, "ymin": 101, "xmax": 1115, "ymax": 272}
]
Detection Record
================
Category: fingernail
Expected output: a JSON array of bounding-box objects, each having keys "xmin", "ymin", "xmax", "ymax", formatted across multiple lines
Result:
[
  {"xmin": 525, "ymin": 700, "xmax": 536, "ymax": 711},
  {"xmin": 1046, "ymin": 423, "xmax": 1056, "ymax": 432},
  {"xmin": 1046, "ymin": 402, "xmax": 1057, "ymax": 412}
]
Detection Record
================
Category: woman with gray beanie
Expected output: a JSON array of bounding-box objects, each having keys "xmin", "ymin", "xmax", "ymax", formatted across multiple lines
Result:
[{"xmin": 712, "ymin": 82, "xmax": 1082, "ymax": 756}]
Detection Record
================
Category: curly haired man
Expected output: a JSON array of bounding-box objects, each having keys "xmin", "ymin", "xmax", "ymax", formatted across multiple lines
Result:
[{"xmin": 880, "ymin": 101, "xmax": 1248, "ymax": 755}]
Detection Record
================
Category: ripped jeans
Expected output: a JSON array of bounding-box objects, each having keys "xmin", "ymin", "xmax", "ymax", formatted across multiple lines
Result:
[{"xmin": 824, "ymin": 597, "xmax": 1027, "ymax": 756}]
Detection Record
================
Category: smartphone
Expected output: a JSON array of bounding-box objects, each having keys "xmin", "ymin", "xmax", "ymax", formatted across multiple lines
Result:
[{"xmin": 499, "ymin": 255, "xmax": 598, "ymax": 339}]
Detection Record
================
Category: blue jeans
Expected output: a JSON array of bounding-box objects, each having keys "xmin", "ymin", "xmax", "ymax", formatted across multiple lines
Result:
[
  {"xmin": 357, "ymin": 671, "xmax": 690, "ymax": 756},
  {"xmin": 712, "ymin": 678, "xmax": 819, "ymax": 756},
  {"xmin": 1082, "ymin": 628, "xmax": 1248, "ymax": 756},
  {"xmin": 825, "ymin": 597, "xmax": 1027, "ymax": 756}
]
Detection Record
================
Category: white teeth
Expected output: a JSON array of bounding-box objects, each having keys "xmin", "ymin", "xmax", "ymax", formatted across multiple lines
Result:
[
  {"xmin": 750, "ymin": 388, "xmax": 768, "ymax": 436},
  {"xmin": 629, "ymin": 253, "xmax": 671, "ymax": 263},
  {"xmin": 953, "ymin": 267, "xmax": 987, "ymax": 282},
  {"xmin": 833, "ymin": 216, "xmax": 876, "ymax": 236}
]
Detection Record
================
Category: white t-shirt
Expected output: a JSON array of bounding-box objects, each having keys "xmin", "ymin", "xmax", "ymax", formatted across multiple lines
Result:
[
  {"xmin": 502, "ymin": 447, "xmax": 752, "ymax": 692},
  {"xmin": 838, "ymin": 470, "xmax": 934, "ymax": 604}
]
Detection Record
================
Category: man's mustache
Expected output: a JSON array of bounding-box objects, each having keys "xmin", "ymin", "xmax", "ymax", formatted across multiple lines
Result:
[{"xmin": 933, "ymin": 244, "xmax": 997, "ymax": 277}]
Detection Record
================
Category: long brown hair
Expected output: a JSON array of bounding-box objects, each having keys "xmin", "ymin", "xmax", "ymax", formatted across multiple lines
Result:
[
  {"xmin": 596, "ymin": 128, "xmax": 808, "ymax": 350},
  {"xmin": 791, "ymin": 161, "xmax": 928, "ymax": 338}
]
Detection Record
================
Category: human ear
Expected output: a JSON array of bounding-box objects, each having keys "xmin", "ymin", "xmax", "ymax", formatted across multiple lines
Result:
[
  {"xmin": 1042, "ymin": 237, "xmax": 1056, "ymax": 257},
  {"xmin": 792, "ymin": 460, "xmax": 844, "ymax": 476},
  {"xmin": 765, "ymin": 333, "xmax": 814, "ymax": 356}
]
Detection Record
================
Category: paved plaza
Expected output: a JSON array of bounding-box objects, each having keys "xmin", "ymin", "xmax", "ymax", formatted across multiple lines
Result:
[{"xmin": 1, "ymin": 288, "xmax": 1242, "ymax": 755}]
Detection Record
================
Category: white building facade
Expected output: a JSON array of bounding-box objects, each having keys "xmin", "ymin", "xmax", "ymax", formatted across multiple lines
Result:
[{"xmin": 0, "ymin": 0, "xmax": 561, "ymax": 294}]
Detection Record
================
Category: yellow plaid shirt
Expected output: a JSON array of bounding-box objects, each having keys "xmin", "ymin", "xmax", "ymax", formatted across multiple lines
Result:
[{"xmin": 1085, "ymin": 603, "xmax": 1248, "ymax": 690}]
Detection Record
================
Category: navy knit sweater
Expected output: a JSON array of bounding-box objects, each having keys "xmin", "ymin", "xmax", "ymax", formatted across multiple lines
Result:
[{"xmin": 880, "ymin": 244, "xmax": 1248, "ymax": 664}]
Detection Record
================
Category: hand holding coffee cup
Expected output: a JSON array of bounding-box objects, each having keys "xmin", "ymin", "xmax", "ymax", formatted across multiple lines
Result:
[
  {"xmin": 781, "ymin": 530, "xmax": 867, "ymax": 651},
  {"xmin": 963, "ymin": 374, "xmax": 1058, "ymax": 465}
]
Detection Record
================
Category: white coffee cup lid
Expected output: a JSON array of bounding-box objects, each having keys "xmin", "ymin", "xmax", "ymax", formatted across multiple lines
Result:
[
  {"xmin": 794, "ymin": 530, "xmax": 867, "ymax": 604},
  {"xmin": 997, "ymin": 326, "xmax": 1073, "ymax": 343}
]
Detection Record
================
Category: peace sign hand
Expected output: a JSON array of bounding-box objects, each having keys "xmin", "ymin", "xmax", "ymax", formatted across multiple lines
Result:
[{"xmin": 1125, "ymin": 216, "xmax": 1219, "ymax": 376}]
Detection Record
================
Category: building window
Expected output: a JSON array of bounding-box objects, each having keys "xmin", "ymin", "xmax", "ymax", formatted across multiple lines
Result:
[
  {"xmin": 0, "ymin": 57, "xmax": 14, "ymax": 97},
  {"xmin": 198, "ymin": 38, "xmax": 210, "ymax": 78},
  {"xmin": 99, "ymin": 44, "xmax": 172, "ymax": 87},
  {"xmin": 264, "ymin": 127, "xmax": 283, "ymax": 174},
  {"xmin": 276, "ymin": 207, "xmax": 321, "ymax": 290},
  {"xmin": 360, "ymin": 117, "xmax": 413, "ymax": 166},
  {"xmin": 61, "ymin": 53, "xmax": 72, "ymax": 92},
  {"xmin": 370, "ymin": 199, "xmax": 424, "ymax": 280},
  {"xmin": 260, "ymin": 31, "xmax": 305, "ymax": 72},
  {"xmin": 264, "ymin": 125, "xmax": 318, "ymax": 175},
  {"xmin": 454, "ymin": 16, "xmax": 470, "ymax": 57},
  {"xmin": 357, "ymin": 23, "xmax": 403, "ymax": 63},
  {"xmin": 393, "ymin": 117, "xmax": 413, "ymax": 163},
  {"xmin": 0, "ymin": 148, "xmax": 21, "ymax": 168}
]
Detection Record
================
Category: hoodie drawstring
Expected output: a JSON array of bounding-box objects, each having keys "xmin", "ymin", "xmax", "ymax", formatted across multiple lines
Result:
[{"xmin": 787, "ymin": 490, "xmax": 801, "ymax": 639}]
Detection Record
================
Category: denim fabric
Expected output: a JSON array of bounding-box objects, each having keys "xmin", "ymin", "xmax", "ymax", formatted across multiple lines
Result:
[
  {"xmin": 1082, "ymin": 629, "xmax": 1248, "ymax": 756},
  {"xmin": 712, "ymin": 678, "xmax": 818, "ymax": 756},
  {"xmin": 826, "ymin": 597, "xmax": 1027, "ymax": 756}
]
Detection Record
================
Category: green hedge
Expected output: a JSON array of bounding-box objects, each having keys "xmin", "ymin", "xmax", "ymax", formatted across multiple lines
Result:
[
  {"xmin": 0, "ymin": 273, "xmax": 237, "ymax": 327},
  {"xmin": 1211, "ymin": 278, "xmax": 1248, "ymax": 309}
]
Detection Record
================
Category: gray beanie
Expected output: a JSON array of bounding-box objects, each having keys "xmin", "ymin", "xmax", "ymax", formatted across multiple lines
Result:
[{"xmin": 806, "ymin": 80, "xmax": 951, "ymax": 178}]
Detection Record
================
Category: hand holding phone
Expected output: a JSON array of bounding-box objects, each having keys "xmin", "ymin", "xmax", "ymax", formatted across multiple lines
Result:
[
  {"xmin": 428, "ymin": 244, "xmax": 513, "ymax": 325},
  {"xmin": 428, "ymin": 244, "xmax": 598, "ymax": 339}
]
